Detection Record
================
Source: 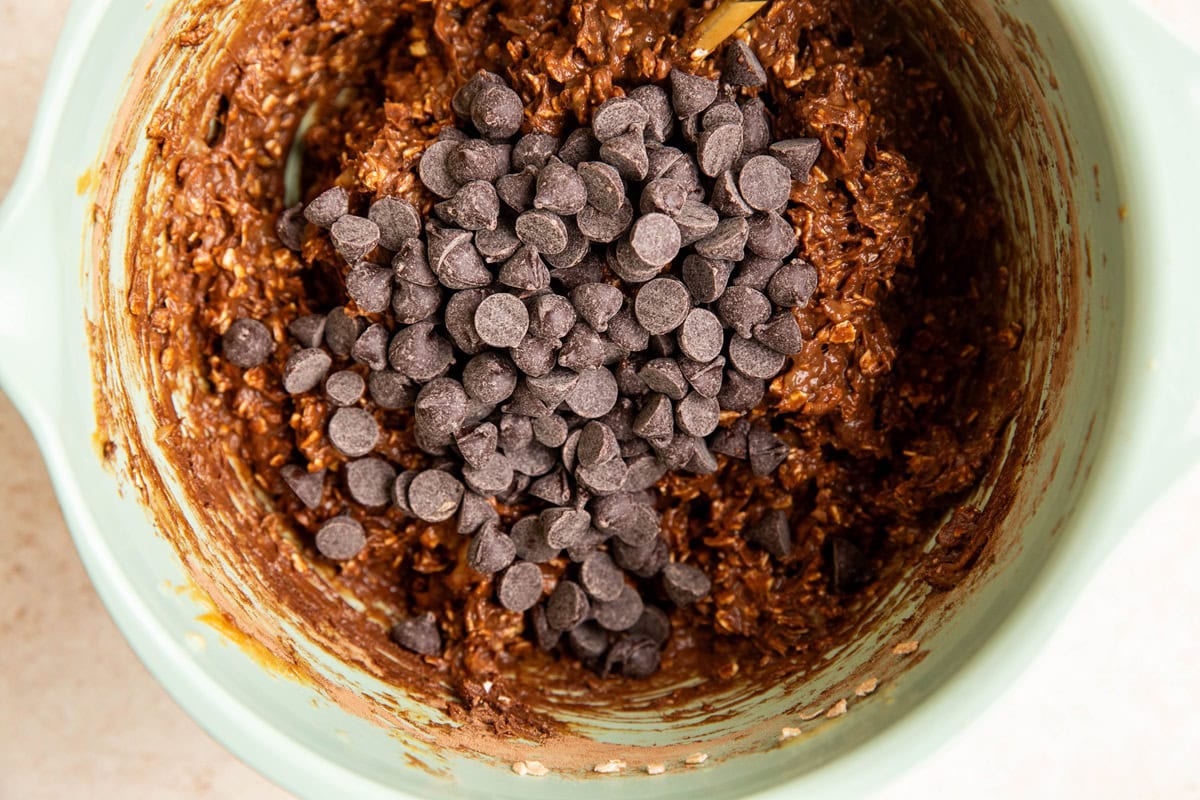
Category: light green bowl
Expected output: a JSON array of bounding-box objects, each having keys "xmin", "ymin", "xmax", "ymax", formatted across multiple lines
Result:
[{"xmin": 0, "ymin": 0, "xmax": 1197, "ymax": 797}]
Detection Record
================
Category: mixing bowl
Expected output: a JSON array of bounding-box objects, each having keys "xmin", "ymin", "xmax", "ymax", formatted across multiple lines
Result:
[{"xmin": 0, "ymin": 0, "xmax": 1197, "ymax": 797}]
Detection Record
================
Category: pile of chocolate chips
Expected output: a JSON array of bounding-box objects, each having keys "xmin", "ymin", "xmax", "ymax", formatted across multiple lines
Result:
[{"xmin": 224, "ymin": 42, "xmax": 821, "ymax": 678}]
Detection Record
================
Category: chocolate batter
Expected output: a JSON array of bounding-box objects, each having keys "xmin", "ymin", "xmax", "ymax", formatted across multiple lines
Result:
[{"xmin": 136, "ymin": 0, "xmax": 1018, "ymax": 720}]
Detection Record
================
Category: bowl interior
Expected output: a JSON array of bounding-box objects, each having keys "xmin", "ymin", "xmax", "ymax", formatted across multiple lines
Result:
[{"xmin": 60, "ymin": 0, "xmax": 1126, "ymax": 796}]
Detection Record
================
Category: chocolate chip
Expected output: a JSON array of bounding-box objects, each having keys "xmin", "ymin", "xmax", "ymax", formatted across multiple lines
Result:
[
  {"xmin": 670, "ymin": 69, "xmax": 718, "ymax": 118},
  {"xmin": 494, "ymin": 244, "xmax": 548, "ymax": 292},
  {"xmin": 746, "ymin": 214, "xmax": 794, "ymax": 262},
  {"xmin": 567, "ymin": 619, "xmax": 608, "ymax": 661},
  {"xmin": 717, "ymin": 369, "xmax": 765, "ymax": 412},
  {"xmin": 547, "ymin": 580, "xmax": 591, "ymax": 631},
  {"xmin": 282, "ymin": 348, "xmax": 332, "ymax": 394},
  {"xmin": 617, "ymin": 451, "xmax": 661, "ymax": 487},
  {"xmin": 368, "ymin": 197, "xmax": 421, "ymax": 251},
  {"xmin": 558, "ymin": 127, "xmax": 598, "ymax": 166},
  {"xmin": 576, "ymin": 160, "xmax": 625, "ymax": 216},
  {"xmin": 605, "ymin": 634, "xmax": 661, "ymax": 679},
  {"xmin": 696, "ymin": 124, "xmax": 743, "ymax": 177},
  {"xmin": 830, "ymin": 537, "xmax": 871, "ymax": 593},
  {"xmin": 391, "ymin": 237, "xmax": 438, "ymax": 287},
  {"xmin": 681, "ymin": 255, "xmax": 734, "ymax": 303},
  {"xmin": 575, "ymin": 455, "xmax": 628, "ymax": 495},
  {"xmin": 504, "ymin": 382, "xmax": 555, "ymax": 418},
  {"xmin": 304, "ymin": 186, "xmax": 350, "ymax": 227},
  {"xmin": 637, "ymin": 178, "xmax": 686, "ymax": 217},
  {"xmin": 647, "ymin": 333, "xmax": 677, "ymax": 358},
  {"xmin": 663, "ymin": 151, "xmax": 703, "ymax": 192},
  {"xmin": 767, "ymin": 258, "xmax": 819, "ymax": 308},
  {"xmin": 324, "ymin": 370, "xmax": 364, "ymax": 407},
  {"xmin": 276, "ymin": 203, "xmax": 305, "ymax": 251},
  {"xmin": 452, "ymin": 70, "xmax": 505, "ymax": 118},
  {"xmin": 462, "ymin": 452, "xmax": 515, "ymax": 497},
  {"xmin": 436, "ymin": 181, "xmax": 500, "ymax": 231},
  {"xmin": 404, "ymin": 469, "xmax": 463, "ymax": 523},
  {"xmin": 711, "ymin": 170, "xmax": 752, "ymax": 218},
  {"xmin": 717, "ymin": 285, "xmax": 771, "ymax": 338},
  {"xmin": 326, "ymin": 406, "xmax": 379, "ymax": 457},
  {"xmin": 444, "ymin": 289, "xmax": 489, "ymax": 355},
  {"xmin": 628, "ymin": 84, "xmax": 674, "ymax": 142},
  {"xmin": 612, "ymin": 535, "xmax": 668, "ymax": 578},
  {"xmin": 462, "ymin": 352, "xmax": 518, "ymax": 404},
  {"xmin": 472, "ymin": 293, "xmax": 529, "ymax": 349},
  {"xmin": 577, "ymin": 421, "xmax": 620, "ymax": 467},
  {"xmin": 627, "ymin": 213, "xmax": 681, "ymax": 268},
  {"xmin": 455, "ymin": 422, "xmax": 498, "ymax": 470},
  {"xmin": 557, "ymin": 323, "xmax": 607, "ymax": 371},
  {"xmin": 746, "ymin": 508, "xmax": 792, "ymax": 558},
  {"xmin": 367, "ymin": 369, "xmax": 415, "ymax": 409},
  {"xmin": 438, "ymin": 126, "xmax": 469, "ymax": 142},
  {"xmin": 607, "ymin": 308, "xmax": 650, "ymax": 352},
  {"xmin": 390, "ymin": 612, "xmax": 441, "ymax": 656},
  {"xmin": 740, "ymin": 97, "xmax": 771, "ymax": 154},
  {"xmin": 748, "ymin": 426, "xmax": 789, "ymax": 476},
  {"xmin": 525, "ymin": 368, "xmax": 579, "ymax": 406},
  {"xmin": 287, "ymin": 314, "xmax": 326, "ymax": 349},
  {"xmin": 331, "ymin": 215, "xmax": 381, "ymax": 263},
  {"xmin": 679, "ymin": 355, "xmax": 725, "ymax": 398},
  {"xmin": 515, "ymin": 210, "xmax": 569, "ymax": 255},
  {"xmin": 512, "ymin": 132, "xmax": 560, "ymax": 170},
  {"xmin": 544, "ymin": 221, "xmax": 589, "ymax": 269},
  {"xmin": 496, "ymin": 169, "xmax": 536, "ymax": 213},
  {"xmin": 754, "ymin": 312, "xmax": 803, "ymax": 354},
  {"xmin": 474, "ymin": 223, "xmax": 519, "ymax": 264},
  {"xmin": 418, "ymin": 140, "xmax": 461, "ymax": 199},
  {"xmin": 646, "ymin": 145, "xmax": 684, "ymax": 179},
  {"xmin": 576, "ymin": 551, "xmax": 622, "ymax": 602},
  {"xmin": 729, "ymin": 334, "xmax": 787, "ymax": 379},
  {"xmin": 685, "ymin": 439, "xmax": 719, "ymax": 476},
  {"xmin": 509, "ymin": 335, "xmax": 559, "ymax": 377},
  {"xmin": 531, "ymin": 605, "xmax": 561, "ymax": 651},
  {"xmin": 633, "ymin": 393, "xmax": 675, "ymax": 441},
  {"xmin": 414, "ymin": 379, "xmax": 468, "ymax": 440},
  {"xmin": 529, "ymin": 467, "xmax": 573, "ymax": 505},
  {"xmin": 532, "ymin": 159, "xmax": 587, "ymax": 216},
  {"xmin": 388, "ymin": 321, "xmax": 454, "ymax": 381},
  {"xmin": 343, "ymin": 457, "xmax": 396, "ymax": 508},
  {"xmin": 709, "ymin": 418, "xmax": 749, "ymax": 458},
  {"xmin": 662, "ymin": 562, "xmax": 711, "ymax": 607},
  {"xmin": 675, "ymin": 392, "xmax": 721, "ymax": 437},
  {"xmin": 315, "ymin": 515, "xmax": 367, "ymax": 561},
  {"xmin": 636, "ymin": 359, "xmax": 686, "ymax": 401},
  {"xmin": 650, "ymin": 432, "xmax": 695, "ymax": 470},
  {"xmin": 593, "ymin": 584, "xmax": 644, "ymax": 631},
  {"xmin": 432, "ymin": 238, "xmax": 491, "ymax": 290},
  {"xmin": 577, "ymin": 201, "xmax": 634, "ymax": 243},
  {"xmin": 391, "ymin": 278, "xmax": 443, "ymax": 324},
  {"xmin": 532, "ymin": 414, "xmax": 569, "ymax": 448},
  {"xmin": 629, "ymin": 605, "xmax": 671, "ymax": 645},
  {"xmin": 564, "ymin": 367, "xmax": 618, "ymax": 418},
  {"xmin": 732, "ymin": 255, "xmax": 782, "ymax": 291},
  {"xmin": 346, "ymin": 263, "xmax": 393, "ymax": 314},
  {"xmin": 347, "ymin": 324, "xmax": 385, "ymax": 371},
  {"xmin": 281, "ymin": 465, "xmax": 324, "ymax": 509},
  {"xmin": 675, "ymin": 308, "xmax": 722, "ymax": 363},
  {"xmin": 540, "ymin": 507, "xmax": 592, "ymax": 548},
  {"xmin": 722, "ymin": 39, "xmax": 767, "ymax": 87},
  {"xmin": 694, "ymin": 216, "xmax": 749, "ymax": 261},
  {"xmin": 565, "ymin": 284, "xmax": 620, "ymax": 334},
  {"xmin": 498, "ymin": 414, "xmax": 534, "ymax": 452},
  {"xmin": 769, "ymin": 138, "xmax": 822, "ymax": 182},
  {"xmin": 598, "ymin": 130, "xmax": 648, "ymax": 181},
  {"xmin": 496, "ymin": 562, "xmax": 544, "ymax": 612},
  {"xmin": 672, "ymin": 200, "xmax": 720, "ymax": 246},
  {"xmin": 470, "ymin": 83, "xmax": 523, "ymax": 139},
  {"xmin": 592, "ymin": 96, "xmax": 649, "ymax": 141},
  {"xmin": 634, "ymin": 278, "xmax": 690, "ymax": 335},
  {"xmin": 738, "ymin": 156, "xmax": 792, "ymax": 214},
  {"xmin": 222, "ymin": 318, "xmax": 273, "ymax": 369}
]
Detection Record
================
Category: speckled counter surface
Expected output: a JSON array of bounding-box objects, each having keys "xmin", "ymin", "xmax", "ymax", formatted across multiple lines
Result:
[{"xmin": 0, "ymin": 2, "xmax": 1196, "ymax": 798}]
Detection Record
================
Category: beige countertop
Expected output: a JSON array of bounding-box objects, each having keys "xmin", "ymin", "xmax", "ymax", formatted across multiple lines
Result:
[{"xmin": 1, "ymin": 2, "xmax": 1196, "ymax": 798}]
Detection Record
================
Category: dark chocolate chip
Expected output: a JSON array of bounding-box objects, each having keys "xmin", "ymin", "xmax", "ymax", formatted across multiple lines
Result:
[
  {"xmin": 367, "ymin": 368, "xmax": 415, "ymax": 409},
  {"xmin": 746, "ymin": 508, "xmax": 793, "ymax": 558},
  {"xmin": 497, "ymin": 244, "xmax": 550, "ymax": 292},
  {"xmin": 405, "ymin": 469, "xmax": 463, "ymax": 522},
  {"xmin": 388, "ymin": 321, "xmax": 454, "ymax": 381},
  {"xmin": 729, "ymin": 334, "xmax": 787, "ymax": 380},
  {"xmin": 564, "ymin": 367, "xmax": 618, "ymax": 419},
  {"xmin": 685, "ymin": 438, "xmax": 719, "ymax": 474},
  {"xmin": 515, "ymin": 210, "xmax": 569, "ymax": 255},
  {"xmin": 740, "ymin": 97, "xmax": 771, "ymax": 154},
  {"xmin": 612, "ymin": 535, "xmax": 668, "ymax": 578},
  {"xmin": 638, "ymin": 359, "xmax": 688, "ymax": 400},
  {"xmin": 368, "ymin": 197, "xmax": 421, "ymax": 251},
  {"xmin": 675, "ymin": 391, "xmax": 720, "ymax": 437},
  {"xmin": 418, "ymin": 140, "xmax": 461, "ymax": 199},
  {"xmin": 646, "ymin": 145, "xmax": 684, "ymax": 179},
  {"xmin": 669, "ymin": 69, "xmax": 718, "ymax": 118},
  {"xmin": 717, "ymin": 285, "xmax": 771, "ymax": 338},
  {"xmin": 452, "ymin": 70, "xmax": 505, "ymax": 118},
  {"xmin": 662, "ymin": 562, "xmax": 711, "ymax": 607},
  {"xmin": 473, "ymin": 293, "xmax": 530, "ymax": 349},
  {"xmin": 328, "ymin": 406, "xmax": 379, "ymax": 458},
  {"xmin": 531, "ymin": 605, "xmax": 561, "ymax": 651},
  {"xmin": 315, "ymin": 515, "xmax": 366, "ymax": 561},
  {"xmin": 325, "ymin": 370, "xmax": 365, "ymax": 407},
  {"xmin": 467, "ymin": 522, "xmax": 517, "ymax": 576},
  {"xmin": 331, "ymin": 215, "xmax": 381, "ymax": 263},
  {"xmin": 592, "ymin": 584, "xmax": 644, "ymax": 631},
  {"xmin": 621, "ymin": 454, "xmax": 666, "ymax": 490},
  {"xmin": 748, "ymin": 425, "xmax": 789, "ymax": 476},
  {"xmin": 282, "ymin": 348, "xmax": 332, "ymax": 394},
  {"xmin": 629, "ymin": 605, "xmax": 671, "ymax": 645},
  {"xmin": 709, "ymin": 417, "xmax": 749, "ymax": 458},
  {"xmin": 604, "ymin": 635, "xmax": 661, "ymax": 679},
  {"xmin": 276, "ymin": 203, "xmax": 305, "ymax": 251},
  {"xmin": 222, "ymin": 318, "xmax": 273, "ymax": 369},
  {"xmin": 578, "ymin": 421, "xmax": 620, "ymax": 467},
  {"xmin": 455, "ymin": 422, "xmax": 498, "ymax": 470},
  {"xmin": 681, "ymin": 255, "xmax": 734, "ymax": 304},
  {"xmin": 462, "ymin": 452, "xmax": 515, "ymax": 497},
  {"xmin": 701, "ymin": 103, "xmax": 741, "ymax": 136},
  {"xmin": 634, "ymin": 278, "xmax": 690, "ymax": 336},
  {"xmin": 754, "ymin": 312, "xmax": 804, "ymax": 355},
  {"xmin": 769, "ymin": 138, "xmax": 822, "ymax": 182},
  {"xmin": 281, "ymin": 465, "xmax": 324, "ymax": 509},
  {"xmin": 470, "ymin": 83, "xmax": 523, "ymax": 139},
  {"xmin": 532, "ymin": 414, "xmax": 569, "ymax": 448},
  {"xmin": 496, "ymin": 561, "xmax": 544, "ymax": 612},
  {"xmin": 639, "ymin": 178, "xmax": 688, "ymax": 216},
  {"xmin": 438, "ymin": 126, "xmax": 469, "ymax": 142},
  {"xmin": 598, "ymin": 130, "xmax": 648, "ymax": 181},
  {"xmin": 733, "ymin": 255, "xmax": 783, "ymax": 291},
  {"xmin": 679, "ymin": 355, "xmax": 725, "ymax": 398},
  {"xmin": 722, "ymin": 39, "xmax": 767, "ymax": 87},
  {"xmin": 352, "ymin": 324, "xmax": 390, "ymax": 371},
  {"xmin": 575, "ymin": 455, "xmax": 628, "ymax": 495},
  {"xmin": 607, "ymin": 308, "xmax": 650, "ymax": 352},
  {"xmin": 628, "ymin": 84, "xmax": 674, "ymax": 142},
  {"xmin": 831, "ymin": 537, "xmax": 871, "ymax": 593},
  {"xmin": 672, "ymin": 200, "xmax": 720, "ymax": 246},
  {"xmin": 509, "ymin": 515, "xmax": 557, "ymax": 563},
  {"xmin": 433, "ymin": 239, "xmax": 492, "ymax": 290},
  {"xmin": 344, "ymin": 457, "xmax": 396, "ymax": 508},
  {"xmin": 414, "ymin": 378, "xmax": 468, "ymax": 440},
  {"xmin": 512, "ymin": 132, "xmax": 560, "ymax": 170},
  {"xmin": 436, "ymin": 180, "xmax": 500, "ymax": 231},
  {"xmin": 498, "ymin": 413, "xmax": 534, "ymax": 451},
  {"xmin": 462, "ymin": 352, "xmax": 518, "ymax": 404},
  {"xmin": 577, "ymin": 161, "xmax": 625, "ymax": 215},
  {"xmin": 534, "ymin": 159, "xmax": 588, "ymax": 215},
  {"xmin": 697, "ymin": 124, "xmax": 744, "ymax": 177},
  {"xmin": 768, "ymin": 259, "xmax": 819, "ymax": 308},
  {"xmin": 592, "ymin": 96, "xmax": 649, "ymax": 141},
  {"xmin": 611, "ymin": 503, "xmax": 661, "ymax": 549},
  {"xmin": 391, "ymin": 237, "xmax": 438, "ymax": 287},
  {"xmin": 503, "ymin": 382, "xmax": 555, "ymax": 418},
  {"xmin": 558, "ymin": 127, "xmax": 598, "ymax": 166},
  {"xmin": 570, "ymin": 283, "xmax": 623, "ymax": 333},
  {"xmin": 288, "ymin": 314, "xmax": 326, "ymax": 349},
  {"xmin": 344, "ymin": 264, "xmax": 393, "ymax": 316},
  {"xmin": 747, "ymin": 211, "xmax": 796, "ymax": 261},
  {"xmin": 444, "ymin": 289, "xmax": 489, "ymax": 355},
  {"xmin": 525, "ymin": 368, "xmax": 579, "ymax": 406},
  {"xmin": 568, "ymin": 620, "xmax": 609, "ymax": 661},
  {"xmin": 529, "ymin": 467, "xmax": 573, "ymax": 506},
  {"xmin": 711, "ymin": 170, "xmax": 753, "ymax": 217},
  {"xmin": 677, "ymin": 308, "xmax": 724, "ymax": 364},
  {"xmin": 509, "ymin": 335, "xmax": 559, "ymax": 377},
  {"xmin": 694, "ymin": 216, "xmax": 749, "ymax": 261},
  {"xmin": 557, "ymin": 323, "xmax": 608, "ymax": 371},
  {"xmin": 547, "ymin": 580, "xmax": 591, "ymax": 632},
  {"xmin": 496, "ymin": 168, "xmax": 536, "ymax": 213},
  {"xmin": 475, "ymin": 223, "xmax": 520, "ymax": 263},
  {"xmin": 540, "ymin": 507, "xmax": 592, "ymax": 549},
  {"xmin": 390, "ymin": 612, "xmax": 442, "ymax": 656},
  {"xmin": 739, "ymin": 156, "xmax": 792, "ymax": 213},
  {"xmin": 628, "ymin": 213, "xmax": 681, "ymax": 268},
  {"xmin": 304, "ymin": 186, "xmax": 349, "ymax": 227},
  {"xmin": 391, "ymin": 278, "xmax": 442, "ymax": 324},
  {"xmin": 544, "ymin": 221, "xmax": 589, "ymax": 269},
  {"xmin": 650, "ymin": 432, "xmax": 695, "ymax": 470},
  {"xmin": 717, "ymin": 369, "xmax": 765, "ymax": 412},
  {"xmin": 525, "ymin": 293, "xmax": 576, "ymax": 341},
  {"xmin": 577, "ymin": 201, "xmax": 634, "ymax": 243},
  {"xmin": 632, "ymin": 393, "xmax": 674, "ymax": 440}
]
